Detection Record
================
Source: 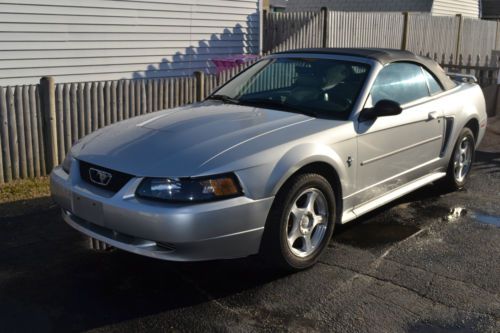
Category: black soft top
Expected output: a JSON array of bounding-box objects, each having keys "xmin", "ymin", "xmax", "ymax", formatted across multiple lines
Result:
[{"xmin": 278, "ymin": 48, "xmax": 456, "ymax": 91}]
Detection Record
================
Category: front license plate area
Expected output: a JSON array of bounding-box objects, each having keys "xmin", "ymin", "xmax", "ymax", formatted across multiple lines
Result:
[{"xmin": 72, "ymin": 194, "xmax": 104, "ymax": 226}]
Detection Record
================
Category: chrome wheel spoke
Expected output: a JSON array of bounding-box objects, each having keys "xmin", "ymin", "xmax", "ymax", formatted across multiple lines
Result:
[
  {"xmin": 291, "ymin": 203, "xmax": 305, "ymax": 220},
  {"xmin": 305, "ymin": 191, "xmax": 318, "ymax": 213},
  {"xmin": 459, "ymin": 142, "xmax": 468, "ymax": 155},
  {"xmin": 287, "ymin": 225, "xmax": 301, "ymax": 246},
  {"xmin": 302, "ymin": 234, "xmax": 313, "ymax": 253},
  {"xmin": 312, "ymin": 215, "xmax": 324, "ymax": 228}
]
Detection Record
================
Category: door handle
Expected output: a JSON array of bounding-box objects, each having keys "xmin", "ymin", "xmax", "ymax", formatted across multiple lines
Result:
[{"xmin": 428, "ymin": 111, "xmax": 439, "ymax": 120}]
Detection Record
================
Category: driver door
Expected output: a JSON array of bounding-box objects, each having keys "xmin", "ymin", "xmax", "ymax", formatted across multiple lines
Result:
[{"xmin": 354, "ymin": 62, "xmax": 444, "ymax": 206}]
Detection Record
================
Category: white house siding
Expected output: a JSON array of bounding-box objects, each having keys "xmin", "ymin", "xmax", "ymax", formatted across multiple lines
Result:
[
  {"xmin": 0, "ymin": 0, "xmax": 260, "ymax": 85},
  {"xmin": 432, "ymin": 0, "xmax": 479, "ymax": 17}
]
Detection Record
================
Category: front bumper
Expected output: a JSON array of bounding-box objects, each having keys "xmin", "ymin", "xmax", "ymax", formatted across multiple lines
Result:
[{"xmin": 50, "ymin": 163, "xmax": 274, "ymax": 261}]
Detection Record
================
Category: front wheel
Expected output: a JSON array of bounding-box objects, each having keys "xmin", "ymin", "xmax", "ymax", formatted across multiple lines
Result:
[
  {"xmin": 260, "ymin": 173, "xmax": 336, "ymax": 271},
  {"xmin": 441, "ymin": 127, "xmax": 475, "ymax": 190}
]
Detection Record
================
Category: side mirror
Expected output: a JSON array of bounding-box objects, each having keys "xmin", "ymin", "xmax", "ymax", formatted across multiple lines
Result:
[{"xmin": 359, "ymin": 100, "xmax": 402, "ymax": 121}]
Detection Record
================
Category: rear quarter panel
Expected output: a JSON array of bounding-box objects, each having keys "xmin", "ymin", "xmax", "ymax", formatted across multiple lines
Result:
[{"xmin": 440, "ymin": 83, "xmax": 487, "ymax": 162}]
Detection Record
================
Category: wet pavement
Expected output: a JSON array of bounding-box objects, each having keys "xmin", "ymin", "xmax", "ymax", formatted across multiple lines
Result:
[{"xmin": 0, "ymin": 151, "xmax": 499, "ymax": 333}]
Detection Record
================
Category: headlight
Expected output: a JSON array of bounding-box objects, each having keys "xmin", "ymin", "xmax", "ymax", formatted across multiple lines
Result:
[
  {"xmin": 61, "ymin": 152, "xmax": 73, "ymax": 174},
  {"xmin": 136, "ymin": 174, "xmax": 243, "ymax": 202}
]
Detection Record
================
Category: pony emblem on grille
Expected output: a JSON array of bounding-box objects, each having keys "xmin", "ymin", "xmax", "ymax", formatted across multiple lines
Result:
[{"xmin": 89, "ymin": 168, "xmax": 112, "ymax": 186}]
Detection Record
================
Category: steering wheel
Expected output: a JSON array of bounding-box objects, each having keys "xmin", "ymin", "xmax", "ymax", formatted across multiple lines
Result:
[
  {"xmin": 323, "ymin": 82, "xmax": 353, "ymax": 110},
  {"xmin": 287, "ymin": 86, "xmax": 324, "ymax": 104}
]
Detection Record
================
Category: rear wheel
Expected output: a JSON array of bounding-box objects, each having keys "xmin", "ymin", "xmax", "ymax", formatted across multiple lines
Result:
[
  {"xmin": 441, "ymin": 127, "xmax": 475, "ymax": 190},
  {"xmin": 260, "ymin": 173, "xmax": 336, "ymax": 271}
]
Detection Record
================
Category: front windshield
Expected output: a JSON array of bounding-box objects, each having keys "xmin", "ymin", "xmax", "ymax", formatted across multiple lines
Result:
[{"xmin": 211, "ymin": 57, "xmax": 371, "ymax": 119}]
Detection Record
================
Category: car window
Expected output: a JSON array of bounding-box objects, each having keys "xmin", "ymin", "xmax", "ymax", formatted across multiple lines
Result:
[
  {"xmin": 240, "ymin": 60, "xmax": 298, "ymax": 94},
  {"xmin": 371, "ymin": 62, "xmax": 430, "ymax": 105},
  {"xmin": 213, "ymin": 58, "xmax": 371, "ymax": 120},
  {"xmin": 422, "ymin": 68, "xmax": 444, "ymax": 95}
]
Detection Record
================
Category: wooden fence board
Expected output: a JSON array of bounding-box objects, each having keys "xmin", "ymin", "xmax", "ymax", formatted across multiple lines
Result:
[
  {"xmin": 70, "ymin": 83, "xmax": 78, "ymax": 142},
  {"xmin": 97, "ymin": 82, "xmax": 104, "ymax": 129},
  {"xmin": 117, "ymin": 81, "xmax": 123, "ymax": 122},
  {"xmin": 55, "ymin": 84, "xmax": 65, "ymax": 163},
  {"xmin": 35, "ymin": 85, "xmax": 46, "ymax": 176},
  {"xmin": 84, "ymin": 82, "xmax": 91, "ymax": 135},
  {"xmin": 0, "ymin": 87, "xmax": 12, "ymax": 182},
  {"xmin": 110, "ymin": 81, "xmax": 117, "ymax": 124},
  {"xmin": 91, "ymin": 82, "xmax": 98, "ymax": 132},
  {"xmin": 123, "ymin": 80, "xmax": 130, "ymax": 120},
  {"xmin": 63, "ymin": 84, "xmax": 72, "ymax": 155},
  {"xmin": 77, "ymin": 83, "xmax": 84, "ymax": 139},
  {"xmin": 15, "ymin": 86, "xmax": 28, "ymax": 178},
  {"xmin": 22, "ymin": 86, "xmax": 34, "ymax": 178},
  {"xmin": 6, "ymin": 87, "xmax": 20, "ymax": 179},
  {"xmin": 29, "ymin": 85, "xmax": 41, "ymax": 177},
  {"xmin": 140, "ymin": 80, "xmax": 147, "ymax": 114}
]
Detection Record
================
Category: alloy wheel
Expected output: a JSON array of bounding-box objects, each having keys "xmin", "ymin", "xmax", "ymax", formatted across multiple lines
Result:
[
  {"xmin": 286, "ymin": 188, "xmax": 329, "ymax": 258},
  {"xmin": 453, "ymin": 136, "xmax": 473, "ymax": 183}
]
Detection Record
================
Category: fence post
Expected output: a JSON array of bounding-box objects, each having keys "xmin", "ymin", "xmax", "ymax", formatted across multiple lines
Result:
[
  {"xmin": 261, "ymin": 9, "xmax": 267, "ymax": 54},
  {"xmin": 321, "ymin": 7, "xmax": 329, "ymax": 48},
  {"xmin": 39, "ymin": 76, "xmax": 58, "ymax": 173},
  {"xmin": 496, "ymin": 20, "xmax": 500, "ymax": 51},
  {"xmin": 194, "ymin": 71, "xmax": 205, "ymax": 102},
  {"xmin": 455, "ymin": 14, "xmax": 463, "ymax": 65},
  {"xmin": 401, "ymin": 12, "xmax": 410, "ymax": 50}
]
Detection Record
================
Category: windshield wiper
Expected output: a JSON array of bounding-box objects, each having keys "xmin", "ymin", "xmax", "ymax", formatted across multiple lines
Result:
[
  {"xmin": 238, "ymin": 98, "xmax": 317, "ymax": 117},
  {"xmin": 206, "ymin": 94, "xmax": 240, "ymax": 105}
]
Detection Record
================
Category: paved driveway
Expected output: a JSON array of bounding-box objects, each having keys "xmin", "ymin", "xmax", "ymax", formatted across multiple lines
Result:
[{"xmin": 0, "ymin": 151, "xmax": 499, "ymax": 333}]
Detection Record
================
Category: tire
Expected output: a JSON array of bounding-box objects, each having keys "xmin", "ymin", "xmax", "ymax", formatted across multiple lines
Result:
[
  {"xmin": 260, "ymin": 173, "xmax": 336, "ymax": 271},
  {"xmin": 440, "ymin": 127, "xmax": 475, "ymax": 191}
]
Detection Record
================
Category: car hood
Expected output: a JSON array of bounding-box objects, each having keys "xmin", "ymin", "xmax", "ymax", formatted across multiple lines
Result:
[{"xmin": 73, "ymin": 101, "xmax": 314, "ymax": 177}]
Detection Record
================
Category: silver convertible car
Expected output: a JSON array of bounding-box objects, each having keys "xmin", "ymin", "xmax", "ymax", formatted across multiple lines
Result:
[{"xmin": 51, "ymin": 48, "xmax": 487, "ymax": 270}]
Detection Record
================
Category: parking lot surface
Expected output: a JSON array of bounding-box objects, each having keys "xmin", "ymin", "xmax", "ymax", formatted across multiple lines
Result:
[{"xmin": 0, "ymin": 150, "xmax": 499, "ymax": 333}]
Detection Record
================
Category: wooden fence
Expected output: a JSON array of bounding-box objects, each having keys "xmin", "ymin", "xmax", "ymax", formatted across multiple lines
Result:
[
  {"xmin": 0, "ymin": 53, "xmax": 499, "ymax": 184},
  {"xmin": 263, "ymin": 10, "xmax": 500, "ymax": 63},
  {"xmin": 0, "ymin": 65, "xmax": 250, "ymax": 184}
]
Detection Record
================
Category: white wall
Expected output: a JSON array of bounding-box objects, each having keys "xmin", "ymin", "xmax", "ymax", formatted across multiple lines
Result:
[
  {"xmin": 0, "ymin": 0, "xmax": 260, "ymax": 85},
  {"xmin": 432, "ymin": 0, "xmax": 479, "ymax": 17}
]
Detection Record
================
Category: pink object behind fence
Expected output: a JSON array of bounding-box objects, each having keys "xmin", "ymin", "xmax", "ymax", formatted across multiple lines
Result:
[{"xmin": 211, "ymin": 54, "xmax": 260, "ymax": 74}]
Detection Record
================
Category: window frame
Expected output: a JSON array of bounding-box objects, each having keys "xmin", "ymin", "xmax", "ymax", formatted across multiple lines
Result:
[{"xmin": 368, "ymin": 61, "xmax": 435, "ymax": 108}]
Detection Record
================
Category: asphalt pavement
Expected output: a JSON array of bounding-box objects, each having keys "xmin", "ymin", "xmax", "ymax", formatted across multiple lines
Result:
[{"xmin": 0, "ymin": 150, "xmax": 499, "ymax": 333}]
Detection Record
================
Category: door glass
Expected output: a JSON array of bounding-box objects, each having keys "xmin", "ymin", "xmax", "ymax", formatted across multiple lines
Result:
[{"xmin": 371, "ymin": 63, "xmax": 430, "ymax": 105}]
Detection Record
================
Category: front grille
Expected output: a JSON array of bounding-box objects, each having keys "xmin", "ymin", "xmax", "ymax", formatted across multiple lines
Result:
[{"xmin": 79, "ymin": 160, "xmax": 134, "ymax": 193}]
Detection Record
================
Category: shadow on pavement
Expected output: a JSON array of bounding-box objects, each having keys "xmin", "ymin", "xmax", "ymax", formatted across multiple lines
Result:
[
  {"xmin": 473, "ymin": 150, "xmax": 500, "ymax": 174},
  {"xmin": 0, "ymin": 198, "xmax": 287, "ymax": 332}
]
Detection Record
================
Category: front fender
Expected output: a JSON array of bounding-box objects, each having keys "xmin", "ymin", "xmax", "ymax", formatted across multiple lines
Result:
[{"xmin": 265, "ymin": 143, "xmax": 350, "ymax": 198}]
